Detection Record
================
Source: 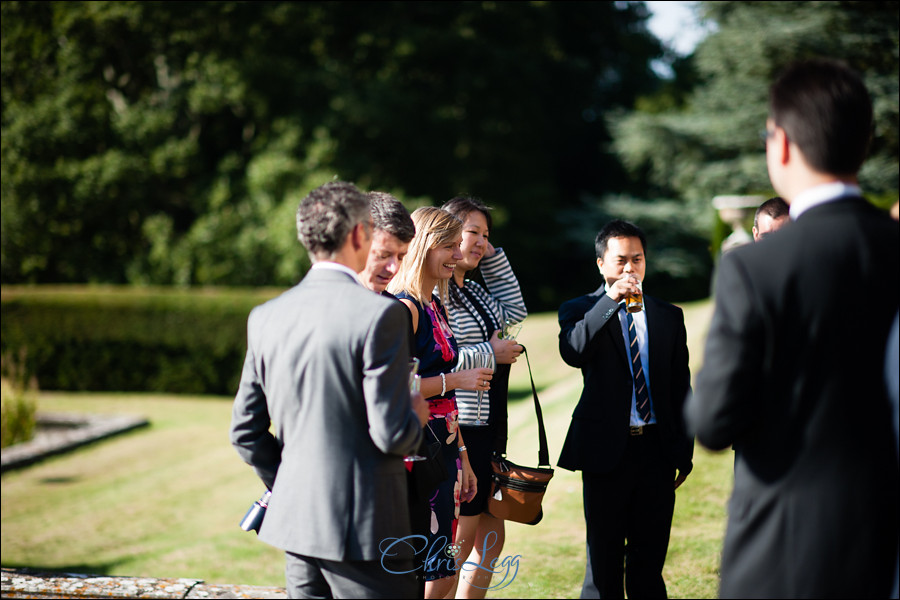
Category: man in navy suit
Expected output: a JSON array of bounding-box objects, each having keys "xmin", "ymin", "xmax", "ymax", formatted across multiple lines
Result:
[
  {"xmin": 558, "ymin": 219, "xmax": 693, "ymax": 598},
  {"xmin": 686, "ymin": 58, "xmax": 899, "ymax": 598}
]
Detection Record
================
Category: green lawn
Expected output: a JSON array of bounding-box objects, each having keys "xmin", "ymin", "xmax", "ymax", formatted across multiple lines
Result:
[{"xmin": 0, "ymin": 301, "xmax": 731, "ymax": 597}]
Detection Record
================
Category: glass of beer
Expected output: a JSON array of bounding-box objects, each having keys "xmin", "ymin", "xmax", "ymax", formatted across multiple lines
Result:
[{"xmin": 625, "ymin": 275, "xmax": 644, "ymax": 313}]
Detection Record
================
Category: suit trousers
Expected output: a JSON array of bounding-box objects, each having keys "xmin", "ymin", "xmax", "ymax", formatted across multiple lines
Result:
[
  {"xmin": 581, "ymin": 427, "xmax": 675, "ymax": 599},
  {"xmin": 285, "ymin": 552, "xmax": 417, "ymax": 599}
]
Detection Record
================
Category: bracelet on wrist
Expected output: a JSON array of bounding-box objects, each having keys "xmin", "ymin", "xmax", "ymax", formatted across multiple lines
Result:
[
  {"xmin": 440, "ymin": 373, "xmax": 447, "ymax": 396},
  {"xmin": 458, "ymin": 445, "xmax": 467, "ymax": 453}
]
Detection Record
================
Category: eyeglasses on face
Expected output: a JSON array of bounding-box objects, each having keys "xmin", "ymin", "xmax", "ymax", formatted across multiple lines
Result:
[{"xmin": 758, "ymin": 128, "xmax": 776, "ymax": 145}]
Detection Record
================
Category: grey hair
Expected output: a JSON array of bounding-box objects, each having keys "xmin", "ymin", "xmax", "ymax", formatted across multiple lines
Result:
[
  {"xmin": 367, "ymin": 191, "xmax": 415, "ymax": 243},
  {"xmin": 296, "ymin": 181, "xmax": 371, "ymax": 259}
]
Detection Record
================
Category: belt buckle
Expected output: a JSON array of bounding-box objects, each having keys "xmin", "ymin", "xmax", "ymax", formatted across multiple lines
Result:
[{"xmin": 629, "ymin": 425, "xmax": 644, "ymax": 436}]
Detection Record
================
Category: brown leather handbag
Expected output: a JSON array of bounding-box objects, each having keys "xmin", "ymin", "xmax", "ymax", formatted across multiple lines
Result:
[{"xmin": 487, "ymin": 347, "xmax": 554, "ymax": 525}]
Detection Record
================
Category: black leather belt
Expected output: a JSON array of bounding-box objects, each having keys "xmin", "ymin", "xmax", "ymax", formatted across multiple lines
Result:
[{"xmin": 629, "ymin": 424, "xmax": 657, "ymax": 436}]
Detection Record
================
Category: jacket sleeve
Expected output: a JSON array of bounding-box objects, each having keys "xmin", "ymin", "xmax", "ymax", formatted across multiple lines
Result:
[
  {"xmin": 362, "ymin": 301, "xmax": 423, "ymax": 456},
  {"xmin": 230, "ymin": 311, "xmax": 282, "ymax": 490},
  {"xmin": 559, "ymin": 293, "xmax": 620, "ymax": 369},
  {"xmin": 669, "ymin": 307, "xmax": 694, "ymax": 474},
  {"xmin": 685, "ymin": 252, "xmax": 765, "ymax": 450}
]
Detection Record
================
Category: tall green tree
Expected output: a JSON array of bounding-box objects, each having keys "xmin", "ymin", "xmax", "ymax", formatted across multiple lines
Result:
[
  {"xmin": 557, "ymin": 0, "xmax": 899, "ymax": 302},
  {"xmin": 2, "ymin": 1, "xmax": 666, "ymax": 310},
  {"xmin": 611, "ymin": 1, "xmax": 899, "ymax": 211},
  {"xmin": 2, "ymin": 1, "xmax": 319, "ymax": 287}
]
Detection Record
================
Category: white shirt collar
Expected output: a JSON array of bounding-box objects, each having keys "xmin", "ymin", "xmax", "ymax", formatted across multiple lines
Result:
[
  {"xmin": 311, "ymin": 261, "xmax": 363, "ymax": 285},
  {"xmin": 789, "ymin": 182, "xmax": 862, "ymax": 220}
]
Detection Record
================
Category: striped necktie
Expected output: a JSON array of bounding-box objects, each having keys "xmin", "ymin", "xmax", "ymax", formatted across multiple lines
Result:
[{"xmin": 625, "ymin": 310, "xmax": 652, "ymax": 423}]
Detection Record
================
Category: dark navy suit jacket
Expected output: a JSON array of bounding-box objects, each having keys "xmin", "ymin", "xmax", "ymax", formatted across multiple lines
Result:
[{"xmin": 557, "ymin": 288, "xmax": 693, "ymax": 476}]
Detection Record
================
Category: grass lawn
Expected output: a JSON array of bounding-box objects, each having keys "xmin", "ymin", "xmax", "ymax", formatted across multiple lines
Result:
[{"xmin": 1, "ymin": 300, "xmax": 732, "ymax": 597}]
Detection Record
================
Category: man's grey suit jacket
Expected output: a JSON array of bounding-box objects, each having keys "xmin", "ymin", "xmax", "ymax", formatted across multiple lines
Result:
[{"xmin": 230, "ymin": 267, "xmax": 423, "ymax": 562}]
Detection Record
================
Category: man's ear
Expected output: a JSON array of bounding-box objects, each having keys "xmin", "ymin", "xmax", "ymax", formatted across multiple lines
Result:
[
  {"xmin": 351, "ymin": 223, "xmax": 366, "ymax": 251},
  {"xmin": 774, "ymin": 126, "xmax": 791, "ymax": 166},
  {"xmin": 596, "ymin": 257, "xmax": 603, "ymax": 272}
]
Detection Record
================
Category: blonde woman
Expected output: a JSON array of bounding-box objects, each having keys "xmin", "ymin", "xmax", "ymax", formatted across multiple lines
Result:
[{"xmin": 387, "ymin": 206, "xmax": 489, "ymax": 598}]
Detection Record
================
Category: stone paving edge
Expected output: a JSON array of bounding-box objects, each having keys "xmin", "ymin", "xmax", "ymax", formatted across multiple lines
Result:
[
  {"xmin": 1, "ymin": 413, "xmax": 150, "ymax": 473},
  {"xmin": 0, "ymin": 568, "xmax": 287, "ymax": 599}
]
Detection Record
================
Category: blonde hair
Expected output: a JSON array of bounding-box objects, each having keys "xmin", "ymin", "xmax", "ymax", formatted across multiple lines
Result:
[{"xmin": 387, "ymin": 206, "xmax": 462, "ymax": 305}]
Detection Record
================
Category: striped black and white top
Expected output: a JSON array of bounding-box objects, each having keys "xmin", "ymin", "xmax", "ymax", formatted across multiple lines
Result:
[{"xmin": 445, "ymin": 248, "xmax": 527, "ymax": 425}]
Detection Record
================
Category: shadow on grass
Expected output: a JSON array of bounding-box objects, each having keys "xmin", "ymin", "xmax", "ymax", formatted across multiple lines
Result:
[
  {"xmin": 38, "ymin": 476, "xmax": 82, "ymax": 485},
  {"xmin": 508, "ymin": 388, "xmax": 536, "ymax": 404}
]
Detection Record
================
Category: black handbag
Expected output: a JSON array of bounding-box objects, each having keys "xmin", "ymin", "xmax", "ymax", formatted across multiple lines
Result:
[{"xmin": 487, "ymin": 346, "xmax": 554, "ymax": 525}]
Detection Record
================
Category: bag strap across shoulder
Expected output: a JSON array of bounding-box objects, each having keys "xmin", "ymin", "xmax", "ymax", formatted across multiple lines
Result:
[{"xmin": 520, "ymin": 345, "xmax": 551, "ymax": 468}]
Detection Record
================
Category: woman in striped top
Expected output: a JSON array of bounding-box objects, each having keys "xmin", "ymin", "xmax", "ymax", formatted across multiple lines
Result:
[{"xmin": 441, "ymin": 196, "xmax": 527, "ymax": 598}]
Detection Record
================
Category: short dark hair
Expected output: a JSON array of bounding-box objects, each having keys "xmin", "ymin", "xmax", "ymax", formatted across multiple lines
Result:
[
  {"xmin": 367, "ymin": 191, "xmax": 415, "ymax": 243},
  {"xmin": 296, "ymin": 181, "xmax": 370, "ymax": 258},
  {"xmin": 595, "ymin": 219, "xmax": 647, "ymax": 259},
  {"xmin": 769, "ymin": 58, "xmax": 873, "ymax": 175},
  {"xmin": 754, "ymin": 196, "xmax": 789, "ymax": 230},
  {"xmin": 441, "ymin": 195, "xmax": 493, "ymax": 231}
]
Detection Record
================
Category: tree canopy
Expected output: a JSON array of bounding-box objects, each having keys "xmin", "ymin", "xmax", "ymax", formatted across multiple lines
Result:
[
  {"xmin": 611, "ymin": 0, "xmax": 899, "ymax": 210},
  {"xmin": 2, "ymin": 1, "xmax": 898, "ymax": 311},
  {"xmin": 557, "ymin": 0, "xmax": 899, "ymax": 301},
  {"xmin": 2, "ymin": 1, "xmax": 665, "ymax": 310}
]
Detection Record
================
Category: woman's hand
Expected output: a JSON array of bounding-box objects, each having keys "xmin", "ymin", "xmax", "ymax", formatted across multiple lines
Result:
[
  {"xmin": 411, "ymin": 389, "xmax": 430, "ymax": 428},
  {"xmin": 452, "ymin": 367, "xmax": 493, "ymax": 392},
  {"xmin": 489, "ymin": 331, "xmax": 523, "ymax": 364},
  {"xmin": 459, "ymin": 453, "xmax": 478, "ymax": 503}
]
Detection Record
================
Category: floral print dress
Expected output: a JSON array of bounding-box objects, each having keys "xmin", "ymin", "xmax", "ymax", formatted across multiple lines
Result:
[{"xmin": 396, "ymin": 292, "xmax": 462, "ymax": 581}]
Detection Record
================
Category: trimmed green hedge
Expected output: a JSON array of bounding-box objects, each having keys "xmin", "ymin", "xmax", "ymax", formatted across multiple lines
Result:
[{"xmin": 0, "ymin": 286, "xmax": 285, "ymax": 395}]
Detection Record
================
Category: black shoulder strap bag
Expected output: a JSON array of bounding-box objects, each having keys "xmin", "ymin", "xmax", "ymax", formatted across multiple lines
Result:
[{"xmin": 487, "ymin": 346, "xmax": 554, "ymax": 525}]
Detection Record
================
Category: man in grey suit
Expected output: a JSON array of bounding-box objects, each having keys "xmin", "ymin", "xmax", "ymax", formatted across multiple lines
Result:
[
  {"xmin": 686, "ymin": 58, "xmax": 899, "ymax": 598},
  {"xmin": 230, "ymin": 181, "xmax": 430, "ymax": 599}
]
